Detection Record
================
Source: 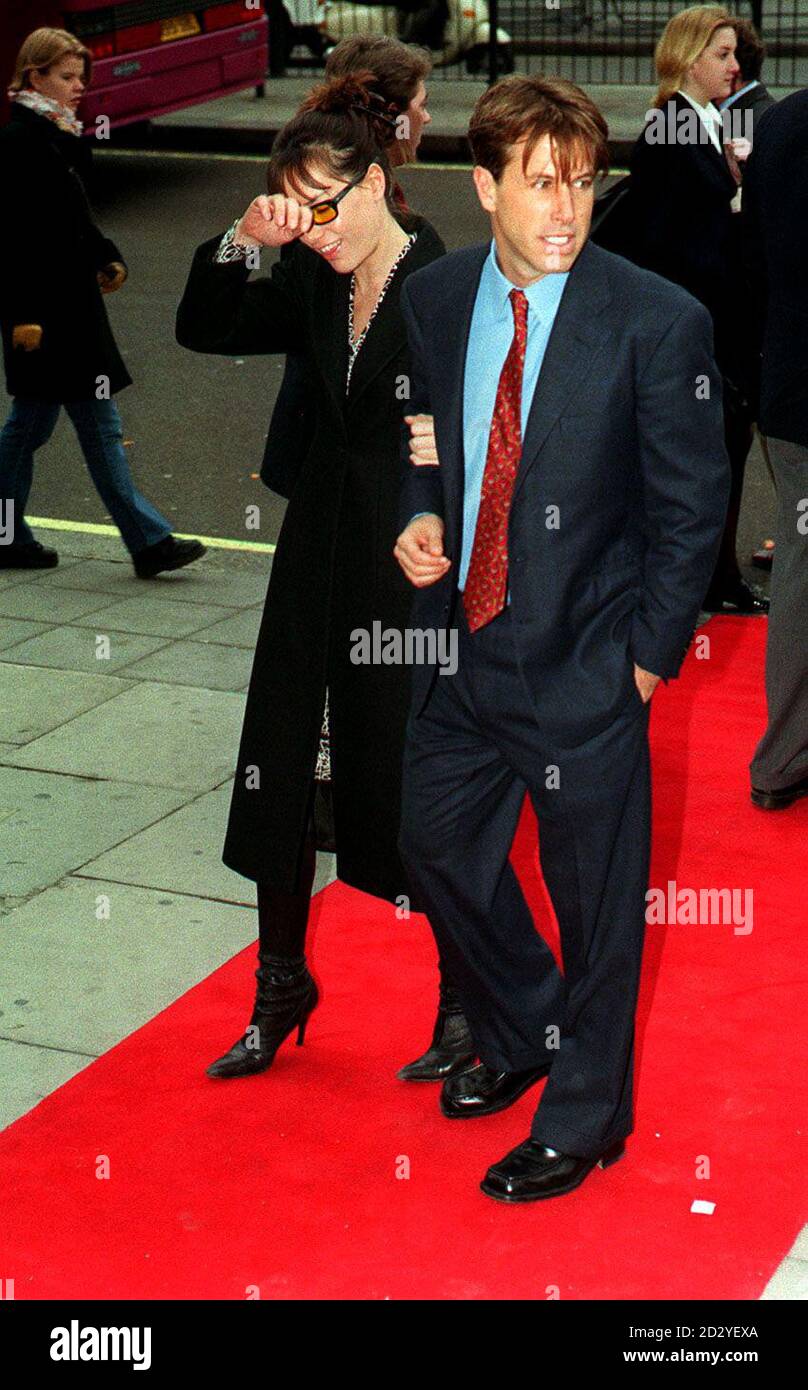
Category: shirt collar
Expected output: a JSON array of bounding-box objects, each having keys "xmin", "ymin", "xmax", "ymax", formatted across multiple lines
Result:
[
  {"xmin": 679, "ymin": 89, "xmax": 723, "ymax": 129},
  {"xmin": 482, "ymin": 238, "xmax": 570, "ymax": 320},
  {"xmin": 720, "ymin": 79, "xmax": 759, "ymax": 110}
]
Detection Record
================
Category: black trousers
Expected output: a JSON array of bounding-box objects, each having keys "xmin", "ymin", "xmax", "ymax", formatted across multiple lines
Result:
[{"xmin": 399, "ymin": 604, "xmax": 652, "ymax": 1158}]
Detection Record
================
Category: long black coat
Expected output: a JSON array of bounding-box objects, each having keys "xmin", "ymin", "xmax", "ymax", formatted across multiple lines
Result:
[
  {"xmin": 176, "ymin": 218, "xmax": 446, "ymax": 900},
  {"xmin": 0, "ymin": 104, "xmax": 131, "ymax": 402},
  {"xmin": 607, "ymin": 94, "xmax": 755, "ymax": 395}
]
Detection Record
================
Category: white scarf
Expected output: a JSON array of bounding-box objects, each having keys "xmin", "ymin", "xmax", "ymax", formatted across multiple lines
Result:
[{"xmin": 8, "ymin": 88, "xmax": 84, "ymax": 137}]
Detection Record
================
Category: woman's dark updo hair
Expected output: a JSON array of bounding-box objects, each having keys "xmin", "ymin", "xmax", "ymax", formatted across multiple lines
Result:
[{"xmin": 266, "ymin": 73, "xmax": 413, "ymax": 227}]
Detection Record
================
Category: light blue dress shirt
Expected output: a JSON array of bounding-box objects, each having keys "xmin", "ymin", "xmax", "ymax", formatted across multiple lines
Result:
[{"xmin": 458, "ymin": 240, "xmax": 569, "ymax": 590}]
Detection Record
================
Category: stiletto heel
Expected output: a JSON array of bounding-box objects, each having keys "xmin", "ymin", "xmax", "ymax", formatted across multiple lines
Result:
[{"xmin": 206, "ymin": 962, "xmax": 318, "ymax": 1079}]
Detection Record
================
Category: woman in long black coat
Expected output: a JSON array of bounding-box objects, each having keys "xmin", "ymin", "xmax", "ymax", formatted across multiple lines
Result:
[
  {"xmin": 0, "ymin": 26, "xmax": 204, "ymax": 579},
  {"xmin": 176, "ymin": 75, "xmax": 474, "ymax": 1084},
  {"xmin": 602, "ymin": 6, "xmax": 765, "ymax": 615}
]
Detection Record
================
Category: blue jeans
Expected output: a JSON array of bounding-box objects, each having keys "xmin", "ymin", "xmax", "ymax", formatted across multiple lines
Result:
[{"xmin": 0, "ymin": 397, "xmax": 172, "ymax": 555}]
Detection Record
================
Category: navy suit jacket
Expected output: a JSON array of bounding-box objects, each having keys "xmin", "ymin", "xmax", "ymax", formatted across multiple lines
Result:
[{"xmin": 399, "ymin": 238, "xmax": 731, "ymax": 740}]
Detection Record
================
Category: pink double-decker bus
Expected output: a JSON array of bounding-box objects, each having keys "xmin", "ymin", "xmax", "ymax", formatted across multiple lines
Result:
[{"xmin": 1, "ymin": 0, "xmax": 268, "ymax": 130}]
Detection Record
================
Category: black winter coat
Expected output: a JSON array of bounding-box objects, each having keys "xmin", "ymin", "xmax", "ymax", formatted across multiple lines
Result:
[
  {"xmin": 176, "ymin": 218, "xmax": 446, "ymax": 900},
  {"xmin": 599, "ymin": 94, "xmax": 757, "ymax": 397},
  {"xmin": 0, "ymin": 104, "xmax": 131, "ymax": 402}
]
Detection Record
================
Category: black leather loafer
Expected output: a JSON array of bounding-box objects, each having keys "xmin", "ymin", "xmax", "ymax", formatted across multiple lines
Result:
[
  {"xmin": 133, "ymin": 535, "xmax": 206, "ymax": 579},
  {"xmin": 751, "ymin": 773, "xmax": 808, "ymax": 811},
  {"xmin": 481, "ymin": 1136, "xmax": 626, "ymax": 1202},
  {"xmin": 702, "ymin": 578, "xmax": 769, "ymax": 614},
  {"xmin": 0, "ymin": 540, "xmax": 58, "ymax": 569},
  {"xmin": 440, "ymin": 1060, "xmax": 551, "ymax": 1118}
]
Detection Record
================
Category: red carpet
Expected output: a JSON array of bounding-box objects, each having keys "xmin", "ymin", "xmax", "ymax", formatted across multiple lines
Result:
[{"xmin": 1, "ymin": 617, "xmax": 805, "ymax": 1299}]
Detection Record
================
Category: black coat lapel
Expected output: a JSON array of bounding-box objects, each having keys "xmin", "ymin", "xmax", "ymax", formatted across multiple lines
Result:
[
  {"xmin": 345, "ymin": 220, "xmax": 446, "ymax": 411},
  {"xmin": 308, "ymin": 259, "xmax": 351, "ymax": 417}
]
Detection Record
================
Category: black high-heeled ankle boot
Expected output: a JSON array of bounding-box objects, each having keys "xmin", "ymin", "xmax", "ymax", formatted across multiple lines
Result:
[
  {"xmin": 397, "ymin": 978, "xmax": 476, "ymax": 1083},
  {"xmin": 206, "ymin": 955, "xmax": 318, "ymax": 1079}
]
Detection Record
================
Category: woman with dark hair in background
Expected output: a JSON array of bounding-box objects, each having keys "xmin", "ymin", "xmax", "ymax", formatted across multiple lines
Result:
[
  {"xmin": 177, "ymin": 75, "xmax": 475, "ymax": 1086},
  {"xmin": 618, "ymin": 5, "xmax": 767, "ymax": 615},
  {"xmin": 0, "ymin": 27, "xmax": 205, "ymax": 579}
]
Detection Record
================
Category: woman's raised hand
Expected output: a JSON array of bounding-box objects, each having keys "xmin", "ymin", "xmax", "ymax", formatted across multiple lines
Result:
[{"xmin": 234, "ymin": 194, "xmax": 314, "ymax": 249}]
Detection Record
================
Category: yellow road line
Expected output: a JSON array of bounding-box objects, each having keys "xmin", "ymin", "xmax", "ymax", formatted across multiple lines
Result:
[{"xmin": 28, "ymin": 516, "xmax": 276, "ymax": 554}]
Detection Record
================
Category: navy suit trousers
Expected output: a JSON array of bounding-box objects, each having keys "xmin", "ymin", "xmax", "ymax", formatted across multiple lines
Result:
[{"xmin": 399, "ymin": 602, "xmax": 652, "ymax": 1157}]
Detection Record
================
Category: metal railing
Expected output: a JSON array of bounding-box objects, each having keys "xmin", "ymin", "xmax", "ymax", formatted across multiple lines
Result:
[{"xmin": 278, "ymin": 1, "xmax": 808, "ymax": 86}]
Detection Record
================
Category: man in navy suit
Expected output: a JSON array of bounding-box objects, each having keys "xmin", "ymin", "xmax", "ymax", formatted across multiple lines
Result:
[{"xmin": 394, "ymin": 76, "xmax": 730, "ymax": 1202}]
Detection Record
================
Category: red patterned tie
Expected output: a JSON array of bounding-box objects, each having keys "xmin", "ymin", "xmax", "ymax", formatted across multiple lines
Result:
[{"xmin": 463, "ymin": 287, "xmax": 529, "ymax": 633}]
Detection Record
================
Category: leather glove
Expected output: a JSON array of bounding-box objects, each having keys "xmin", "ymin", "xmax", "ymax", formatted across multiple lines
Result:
[
  {"xmin": 98, "ymin": 261, "xmax": 127, "ymax": 294},
  {"xmin": 12, "ymin": 324, "xmax": 43, "ymax": 352}
]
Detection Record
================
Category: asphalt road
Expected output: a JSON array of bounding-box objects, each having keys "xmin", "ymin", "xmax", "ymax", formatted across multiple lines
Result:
[{"xmin": 1, "ymin": 152, "xmax": 775, "ymax": 583}]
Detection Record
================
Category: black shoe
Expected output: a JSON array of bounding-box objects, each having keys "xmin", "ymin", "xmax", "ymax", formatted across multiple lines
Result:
[
  {"xmin": 206, "ymin": 956, "xmax": 318, "ymax": 1079},
  {"xmin": 133, "ymin": 534, "xmax": 206, "ymax": 579},
  {"xmin": 702, "ymin": 578, "xmax": 769, "ymax": 614},
  {"xmin": 397, "ymin": 982, "xmax": 476, "ymax": 1083},
  {"xmin": 440, "ymin": 1059, "xmax": 551, "ymax": 1119},
  {"xmin": 751, "ymin": 773, "xmax": 808, "ymax": 811},
  {"xmin": 480, "ymin": 1136, "xmax": 626, "ymax": 1203},
  {"xmin": 0, "ymin": 540, "xmax": 58, "ymax": 569}
]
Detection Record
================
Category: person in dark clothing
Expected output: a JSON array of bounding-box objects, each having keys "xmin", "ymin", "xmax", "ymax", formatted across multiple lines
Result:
[
  {"xmin": 610, "ymin": 6, "xmax": 767, "ymax": 615},
  {"xmin": 721, "ymin": 13, "xmax": 777, "ymax": 573},
  {"xmin": 261, "ymin": 35, "xmax": 432, "ymax": 501},
  {"xmin": 721, "ymin": 16, "xmax": 776, "ymax": 129},
  {"xmin": 176, "ymin": 75, "xmax": 474, "ymax": 1086},
  {"xmin": 742, "ymin": 90, "xmax": 808, "ymax": 811},
  {"xmin": 0, "ymin": 29, "xmax": 205, "ymax": 578}
]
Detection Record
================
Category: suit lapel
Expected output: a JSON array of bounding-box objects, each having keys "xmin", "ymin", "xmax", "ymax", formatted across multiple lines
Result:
[
  {"xmin": 511, "ymin": 241, "xmax": 614, "ymax": 503},
  {"xmin": 427, "ymin": 245, "xmax": 488, "ymax": 529}
]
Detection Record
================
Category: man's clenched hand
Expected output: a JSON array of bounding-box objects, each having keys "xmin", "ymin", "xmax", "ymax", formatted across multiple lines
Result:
[{"xmin": 394, "ymin": 514, "xmax": 451, "ymax": 588}]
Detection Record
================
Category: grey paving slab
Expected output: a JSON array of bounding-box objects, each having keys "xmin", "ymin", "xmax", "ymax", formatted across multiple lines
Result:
[
  {"xmin": 114, "ymin": 637, "xmax": 253, "ymax": 691},
  {"xmin": 0, "ymin": 1039, "xmax": 94, "ymax": 1132},
  {"xmin": 46, "ymin": 558, "xmax": 145, "ymax": 592},
  {"xmin": 126, "ymin": 568, "xmax": 268, "ymax": 609},
  {"xmin": 760, "ymin": 1256, "xmax": 808, "ymax": 1300},
  {"xmin": 0, "ymin": 619, "xmax": 54, "ymax": 652},
  {"xmin": 0, "ymin": 664, "xmax": 133, "ymax": 745},
  {"xmin": 0, "ymin": 877, "xmax": 257, "ymax": 1054},
  {"xmin": 11, "ymin": 681, "xmax": 244, "ymax": 790},
  {"xmin": 50, "ymin": 558, "xmax": 269, "ymax": 608},
  {"xmin": 75, "ymin": 782, "xmax": 254, "ymax": 904},
  {"xmin": 74, "ymin": 779, "xmax": 337, "ymax": 904},
  {"xmin": 70, "ymin": 594, "xmax": 234, "ymax": 638},
  {"xmin": 0, "ymin": 557, "xmax": 83, "ymax": 591},
  {"xmin": 0, "ymin": 582, "xmax": 125, "ymax": 624},
  {"xmin": 792, "ymin": 1226, "xmax": 808, "ymax": 1262},
  {"xmin": 191, "ymin": 607, "xmax": 262, "ymax": 649},
  {"xmin": 0, "ymin": 764, "xmax": 190, "ymax": 897},
  {"xmin": 1, "ymin": 625, "xmax": 170, "ymax": 675}
]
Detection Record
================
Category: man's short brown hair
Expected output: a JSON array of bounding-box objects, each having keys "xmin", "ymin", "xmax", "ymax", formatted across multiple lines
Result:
[{"xmin": 468, "ymin": 75, "xmax": 610, "ymax": 183}]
